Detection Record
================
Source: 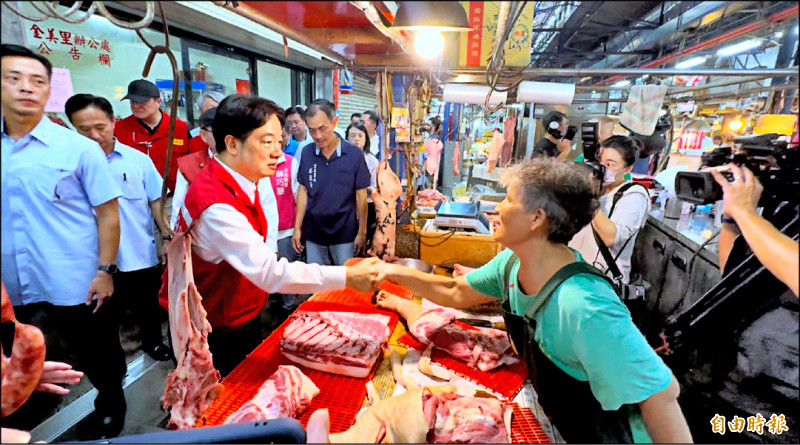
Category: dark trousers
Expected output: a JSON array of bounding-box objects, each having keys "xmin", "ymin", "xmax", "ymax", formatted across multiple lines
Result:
[
  {"xmin": 207, "ymin": 317, "xmax": 263, "ymax": 377},
  {"xmin": 9, "ymin": 302, "xmax": 126, "ymax": 428},
  {"xmin": 112, "ymin": 265, "xmax": 165, "ymax": 349}
]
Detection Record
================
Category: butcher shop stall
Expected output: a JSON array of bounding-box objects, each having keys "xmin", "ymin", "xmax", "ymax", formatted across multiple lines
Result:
[{"xmin": 2, "ymin": 0, "xmax": 799, "ymax": 444}]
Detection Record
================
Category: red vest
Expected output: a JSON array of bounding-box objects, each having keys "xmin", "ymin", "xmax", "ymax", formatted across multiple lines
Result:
[
  {"xmin": 177, "ymin": 149, "xmax": 212, "ymax": 185},
  {"xmin": 114, "ymin": 111, "xmax": 190, "ymax": 193},
  {"xmin": 269, "ymin": 156, "xmax": 297, "ymax": 231},
  {"xmin": 159, "ymin": 159, "xmax": 269, "ymax": 331},
  {"xmin": 188, "ymin": 134, "xmax": 208, "ymax": 154}
]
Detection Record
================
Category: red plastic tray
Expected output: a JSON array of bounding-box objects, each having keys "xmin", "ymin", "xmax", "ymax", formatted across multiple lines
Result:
[
  {"xmin": 196, "ymin": 300, "xmax": 398, "ymax": 432},
  {"xmin": 510, "ymin": 403, "xmax": 552, "ymax": 444},
  {"xmin": 399, "ymin": 324, "xmax": 528, "ymax": 400}
]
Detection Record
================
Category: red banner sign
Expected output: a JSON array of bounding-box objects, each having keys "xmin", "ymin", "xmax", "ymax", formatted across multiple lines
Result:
[{"xmin": 466, "ymin": 1, "xmax": 484, "ymax": 66}]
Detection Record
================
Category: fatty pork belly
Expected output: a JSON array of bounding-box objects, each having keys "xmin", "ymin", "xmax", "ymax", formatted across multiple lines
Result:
[
  {"xmin": 224, "ymin": 365, "xmax": 319, "ymax": 424},
  {"xmin": 279, "ymin": 311, "xmax": 391, "ymax": 378}
]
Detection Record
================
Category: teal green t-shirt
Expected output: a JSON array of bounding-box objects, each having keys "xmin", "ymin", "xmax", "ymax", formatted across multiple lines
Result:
[{"xmin": 465, "ymin": 249, "xmax": 672, "ymax": 443}]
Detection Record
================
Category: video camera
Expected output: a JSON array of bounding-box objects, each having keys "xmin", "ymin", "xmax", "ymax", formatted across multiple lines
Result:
[
  {"xmin": 581, "ymin": 112, "xmax": 672, "ymax": 163},
  {"xmin": 674, "ymin": 133, "xmax": 799, "ymax": 208}
]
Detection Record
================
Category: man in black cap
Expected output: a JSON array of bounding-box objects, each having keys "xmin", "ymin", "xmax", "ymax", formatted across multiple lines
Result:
[{"xmin": 114, "ymin": 79, "xmax": 190, "ymax": 197}]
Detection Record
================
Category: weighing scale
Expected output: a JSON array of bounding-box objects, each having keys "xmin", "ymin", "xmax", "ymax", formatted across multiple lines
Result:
[{"xmin": 432, "ymin": 201, "xmax": 492, "ymax": 234}]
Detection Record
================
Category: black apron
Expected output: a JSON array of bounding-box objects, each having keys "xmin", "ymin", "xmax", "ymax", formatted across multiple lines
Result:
[{"xmin": 502, "ymin": 256, "xmax": 634, "ymax": 443}]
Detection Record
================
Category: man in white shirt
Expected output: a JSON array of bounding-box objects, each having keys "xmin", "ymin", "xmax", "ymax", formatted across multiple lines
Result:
[
  {"xmin": 285, "ymin": 106, "xmax": 313, "ymax": 166},
  {"xmin": 173, "ymin": 94, "xmax": 380, "ymax": 375},
  {"xmin": 362, "ymin": 110, "xmax": 382, "ymax": 159},
  {"xmin": 65, "ymin": 93, "xmax": 173, "ymax": 361}
]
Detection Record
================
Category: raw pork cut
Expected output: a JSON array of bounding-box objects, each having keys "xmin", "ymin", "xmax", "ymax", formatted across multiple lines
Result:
[
  {"xmin": 322, "ymin": 386, "xmax": 512, "ymax": 443},
  {"xmin": 280, "ymin": 311, "xmax": 390, "ymax": 378},
  {"xmin": 375, "ymin": 291, "xmax": 518, "ymax": 372},
  {"xmin": 224, "ymin": 365, "xmax": 319, "ymax": 424},
  {"xmin": 370, "ymin": 160, "xmax": 402, "ymax": 261},
  {"xmin": 428, "ymin": 392, "xmax": 513, "ymax": 443},
  {"xmin": 416, "ymin": 189, "xmax": 448, "ymax": 208},
  {"xmin": 162, "ymin": 235, "xmax": 224, "ymax": 429},
  {"xmin": 1, "ymin": 282, "xmax": 46, "ymax": 418}
]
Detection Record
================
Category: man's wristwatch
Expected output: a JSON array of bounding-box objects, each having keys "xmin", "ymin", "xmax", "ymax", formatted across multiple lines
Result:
[
  {"xmin": 99, "ymin": 264, "xmax": 118, "ymax": 274},
  {"xmin": 161, "ymin": 233, "xmax": 173, "ymax": 241}
]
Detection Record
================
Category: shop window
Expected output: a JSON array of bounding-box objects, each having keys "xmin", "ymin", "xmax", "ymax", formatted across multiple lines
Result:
[
  {"xmin": 19, "ymin": 3, "xmax": 186, "ymax": 125},
  {"xmin": 256, "ymin": 60, "xmax": 292, "ymax": 109}
]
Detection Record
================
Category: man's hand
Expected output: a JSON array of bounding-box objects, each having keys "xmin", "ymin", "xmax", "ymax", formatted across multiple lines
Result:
[
  {"xmin": 345, "ymin": 257, "xmax": 382, "ymax": 292},
  {"xmin": 86, "ymin": 271, "xmax": 114, "ymax": 314},
  {"xmin": 160, "ymin": 239, "xmax": 170, "ymax": 266},
  {"xmin": 354, "ymin": 232, "xmax": 367, "ymax": 256},
  {"xmin": 292, "ymin": 231, "xmax": 304, "ymax": 254},
  {"xmin": 711, "ymin": 163, "xmax": 763, "ymax": 221},
  {"xmin": 36, "ymin": 361, "xmax": 84, "ymax": 395}
]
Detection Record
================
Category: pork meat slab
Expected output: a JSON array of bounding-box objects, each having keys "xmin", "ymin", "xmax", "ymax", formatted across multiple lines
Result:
[
  {"xmin": 161, "ymin": 235, "xmax": 224, "ymax": 429},
  {"xmin": 376, "ymin": 291, "xmax": 519, "ymax": 372},
  {"xmin": 428, "ymin": 392, "xmax": 513, "ymax": 443},
  {"xmin": 224, "ymin": 365, "xmax": 319, "ymax": 424},
  {"xmin": 279, "ymin": 311, "xmax": 390, "ymax": 378}
]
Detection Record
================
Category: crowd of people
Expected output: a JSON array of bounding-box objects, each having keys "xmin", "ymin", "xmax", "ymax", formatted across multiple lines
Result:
[
  {"xmin": 3, "ymin": 41, "xmax": 796, "ymax": 444},
  {"xmin": 0, "ymin": 43, "xmax": 386, "ymax": 439}
]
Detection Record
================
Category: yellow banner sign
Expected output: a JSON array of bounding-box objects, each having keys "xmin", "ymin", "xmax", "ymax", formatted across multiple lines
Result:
[{"xmin": 459, "ymin": 1, "xmax": 535, "ymax": 67}]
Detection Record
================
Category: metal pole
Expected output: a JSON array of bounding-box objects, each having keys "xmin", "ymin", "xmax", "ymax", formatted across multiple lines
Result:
[{"xmin": 357, "ymin": 66, "xmax": 799, "ymax": 77}]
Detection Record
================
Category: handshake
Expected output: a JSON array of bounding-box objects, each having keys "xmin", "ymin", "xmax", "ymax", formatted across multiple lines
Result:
[{"xmin": 344, "ymin": 257, "xmax": 397, "ymax": 293}]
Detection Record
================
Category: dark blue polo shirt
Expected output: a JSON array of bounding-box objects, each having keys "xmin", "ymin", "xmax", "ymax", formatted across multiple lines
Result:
[{"xmin": 297, "ymin": 138, "xmax": 371, "ymax": 246}]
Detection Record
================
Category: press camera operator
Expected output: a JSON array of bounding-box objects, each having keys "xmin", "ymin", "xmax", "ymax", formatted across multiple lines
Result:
[
  {"xmin": 532, "ymin": 111, "xmax": 574, "ymax": 159},
  {"xmin": 712, "ymin": 163, "xmax": 798, "ymax": 297}
]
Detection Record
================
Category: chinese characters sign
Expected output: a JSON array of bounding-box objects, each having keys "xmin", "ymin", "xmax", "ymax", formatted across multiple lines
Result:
[
  {"xmin": 458, "ymin": 1, "xmax": 534, "ymax": 67},
  {"xmin": 29, "ymin": 24, "xmax": 112, "ymax": 67},
  {"xmin": 710, "ymin": 413, "xmax": 789, "ymax": 436}
]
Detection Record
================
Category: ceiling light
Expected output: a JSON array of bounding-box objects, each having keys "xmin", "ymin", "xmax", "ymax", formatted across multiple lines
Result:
[
  {"xmin": 717, "ymin": 39, "xmax": 761, "ymax": 57},
  {"xmin": 613, "ymin": 80, "xmax": 631, "ymax": 88},
  {"xmin": 390, "ymin": 1, "xmax": 472, "ymax": 32},
  {"xmin": 414, "ymin": 29, "xmax": 445, "ymax": 59},
  {"xmin": 728, "ymin": 119, "xmax": 744, "ymax": 131},
  {"xmin": 675, "ymin": 56, "xmax": 708, "ymax": 69},
  {"xmin": 795, "ymin": 25, "xmax": 799, "ymax": 35}
]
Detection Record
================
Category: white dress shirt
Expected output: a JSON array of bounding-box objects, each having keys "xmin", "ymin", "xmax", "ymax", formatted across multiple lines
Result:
[
  {"xmin": 170, "ymin": 148, "xmax": 213, "ymax": 229},
  {"xmin": 187, "ymin": 157, "xmax": 347, "ymax": 294},
  {"xmin": 259, "ymin": 154, "xmax": 301, "ymax": 251},
  {"xmin": 106, "ymin": 141, "xmax": 163, "ymax": 271}
]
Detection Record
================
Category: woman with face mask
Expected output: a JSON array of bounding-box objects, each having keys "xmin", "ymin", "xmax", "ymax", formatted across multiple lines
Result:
[{"xmin": 569, "ymin": 136, "xmax": 651, "ymax": 284}]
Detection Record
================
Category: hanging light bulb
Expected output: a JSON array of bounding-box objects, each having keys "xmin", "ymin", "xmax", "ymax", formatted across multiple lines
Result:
[{"xmin": 414, "ymin": 29, "xmax": 445, "ymax": 59}]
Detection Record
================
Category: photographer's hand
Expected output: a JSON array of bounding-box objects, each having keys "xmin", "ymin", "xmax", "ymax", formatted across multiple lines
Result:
[
  {"xmin": 712, "ymin": 163, "xmax": 798, "ymax": 297},
  {"xmin": 711, "ymin": 163, "xmax": 763, "ymax": 220}
]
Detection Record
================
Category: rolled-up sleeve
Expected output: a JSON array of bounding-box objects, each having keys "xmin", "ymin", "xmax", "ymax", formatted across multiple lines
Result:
[
  {"xmin": 192, "ymin": 203, "xmax": 346, "ymax": 294},
  {"xmin": 142, "ymin": 155, "xmax": 164, "ymax": 202},
  {"xmin": 79, "ymin": 144, "xmax": 121, "ymax": 206}
]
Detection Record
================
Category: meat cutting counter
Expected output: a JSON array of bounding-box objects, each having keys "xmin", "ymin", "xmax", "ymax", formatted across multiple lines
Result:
[{"xmin": 190, "ymin": 287, "xmax": 554, "ymax": 444}]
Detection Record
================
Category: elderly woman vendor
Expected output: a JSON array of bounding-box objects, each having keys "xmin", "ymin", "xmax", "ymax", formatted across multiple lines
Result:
[{"xmin": 375, "ymin": 157, "xmax": 692, "ymax": 443}]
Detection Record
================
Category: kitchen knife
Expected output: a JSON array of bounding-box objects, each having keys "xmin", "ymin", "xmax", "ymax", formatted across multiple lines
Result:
[{"xmin": 456, "ymin": 318, "xmax": 506, "ymax": 331}]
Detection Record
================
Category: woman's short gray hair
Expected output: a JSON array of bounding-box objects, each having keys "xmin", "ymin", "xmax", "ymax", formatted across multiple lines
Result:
[{"xmin": 500, "ymin": 158, "xmax": 598, "ymax": 244}]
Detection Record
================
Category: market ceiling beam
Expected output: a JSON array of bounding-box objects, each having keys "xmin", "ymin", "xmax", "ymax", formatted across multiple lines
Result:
[
  {"xmin": 305, "ymin": 27, "xmax": 391, "ymax": 45},
  {"xmin": 355, "ymin": 66, "xmax": 799, "ymax": 78}
]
